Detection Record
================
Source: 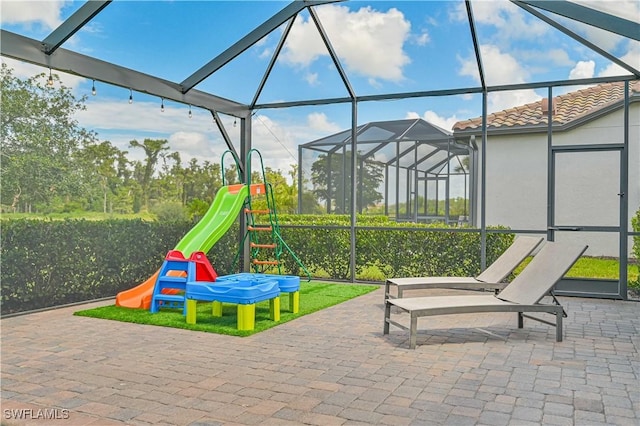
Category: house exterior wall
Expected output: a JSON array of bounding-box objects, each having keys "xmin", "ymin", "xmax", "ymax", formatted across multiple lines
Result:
[{"xmin": 473, "ymin": 103, "xmax": 639, "ymax": 257}]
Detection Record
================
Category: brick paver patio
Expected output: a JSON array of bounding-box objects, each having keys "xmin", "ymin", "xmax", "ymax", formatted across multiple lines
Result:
[{"xmin": 1, "ymin": 287, "xmax": 639, "ymax": 425}]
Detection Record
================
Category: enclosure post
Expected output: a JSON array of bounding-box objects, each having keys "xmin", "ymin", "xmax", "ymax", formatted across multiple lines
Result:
[
  {"xmin": 445, "ymin": 138, "xmax": 451, "ymax": 224},
  {"xmin": 384, "ymin": 165, "xmax": 389, "ymax": 216},
  {"xmin": 298, "ymin": 145, "xmax": 303, "ymax": 214},
  {"xmin": 396, "ymin": 139, "xmax": 400, "ymax": 220},
  {"xmin": 327, "ymin": 153, "xmax": 333, "ymax": 213},
  {"xmin": 480, "ymin": 91, "xmax": 487, "ymax": 270},
  {"xmin": 241, "ymin": 115, "xmax": 252, "ymax": 272},
  {"xmin": 466, "ymin": 0, "xmax": 487, "ymax": 269},
  {"xmin": 469, "ymin": 136, "xmax": 478, "ymax": 226},
  {"xmin": 619, "ymin": 81, "xmax": 629, "ymax": 300},
  {"xmin": 546, "ymin": 86, "xmax": 555, "ymax": 242},
  {"xmin": 350, "ymin": 100, "xmax": 358, "ymax": 282}
]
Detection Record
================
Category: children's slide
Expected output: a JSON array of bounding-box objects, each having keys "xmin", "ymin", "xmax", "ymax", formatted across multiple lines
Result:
[{"xmin": 115, "ymin": 185, "xmax": 249, "ymax": 309}]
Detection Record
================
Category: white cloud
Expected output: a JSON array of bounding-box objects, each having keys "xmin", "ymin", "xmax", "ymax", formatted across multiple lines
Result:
[
  {"xmin": 413, "ymin": 31, "xmax": 430, "ymax": 46},
  {"xmin": 460, "ymin": 44, "xmax": 528, "ymax": 86},
  {"xmin": 575, "ymin": 0, "xmax": 640, "ymax": 20},
  {"xmin": 406, "ymin": 111, "xmax": 460, "ymax": 133},
  {"xmin": 546, "ymin": 48, "xmax": 574, "ymax": 67},
  {"xmin": 0, "ymin": 0, "xmax": 67, "ymax": 30},
  {"xmin": 251, "ymin": 114, "xmax": 300, "ymax": 174},
  {"xmin": 458, "ymin": 44, "xmax": 540, "ymax": 113},
  {"xmin": 564, "ymin": 0, "xmax": 640, "ymax": 52},
  {"xmin": 598, "ymin": 47, "xmax": 640, "ymax": 77},
  {"xmin": 452, "ymin": 0, "xmax": 548, "ymax": 43},
  {"xmin": 569, "ymin": 60, "xmax": 595, "ymax": 79},
  {"xmin": 259, "ymin": 47, "xmax": 273, "ymax": 60},
  {"xmin": 167, "ymin": 131, "xmax": 218, "ymax": 164},
  {"xmin": 488, "ymin": 89, "xmax": 541, "ymax": 114},
  {"xmin": 305, "ymin": 72, "xmax": 319, "ymax": 86},
  {"xmin": 1, "ymin": 57, "xmax": 86, "ymax": 90},
  {"xmin": 74, "ymin": 98, "xmax": 231, "ymax": 163},
  {"xmin": 307, "ymin": 112, "xmax": 341, "ymax": 133},
  {"xmin": 281, "ymin": 4, "xmax": 411, "ymax": 83}
]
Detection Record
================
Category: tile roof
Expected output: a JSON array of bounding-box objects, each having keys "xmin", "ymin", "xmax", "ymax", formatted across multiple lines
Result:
[{"xmin": 453, "ymin": 80, "xmax": 640, "ymax": 132}]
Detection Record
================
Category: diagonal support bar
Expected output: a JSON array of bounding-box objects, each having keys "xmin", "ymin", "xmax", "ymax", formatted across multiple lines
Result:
[
  {"xmin": 42, "ymin": 0, "xmax": 112, "ymax": 54},
  {"xmin": 520, "ymin": 0, "xmax": 640, "ymax": 42},
  {"xmin": 180, "ymin": 0, "xmax": 343, "ymax": 93}
]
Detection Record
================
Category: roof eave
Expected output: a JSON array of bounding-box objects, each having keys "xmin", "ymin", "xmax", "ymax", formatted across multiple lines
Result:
[{"xmin": 453, "ymin": 93, "xmax": 639, "ymax": 138}]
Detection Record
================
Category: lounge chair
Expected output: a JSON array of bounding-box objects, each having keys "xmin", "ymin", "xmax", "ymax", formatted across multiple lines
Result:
[
  {"xmin": 383, "ymin": 241, "xmax": 588, "ymax": 348},
  {"xmin": 384, "ymin": 236, "xmax": 544, "ymax": 302}
]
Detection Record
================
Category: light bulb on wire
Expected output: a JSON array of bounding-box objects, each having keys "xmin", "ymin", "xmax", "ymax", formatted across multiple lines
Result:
[
  {"xmin": 47, "ymin": 69, "xmax": 54, "ymax": 86},
  {"xmin": 160, "ymin": 98, "xmax": 165, "ymax": 112},
  {"xmin": 188, "ymin": 105, "xmax": 192, "ymax": 119},
  {"xmin": 128, "ymin": 89, "xmax": 133, "ymax": 104},
  {"xmin": 91, "ymin": 80, "xmax": 96, "ymax": 96}
]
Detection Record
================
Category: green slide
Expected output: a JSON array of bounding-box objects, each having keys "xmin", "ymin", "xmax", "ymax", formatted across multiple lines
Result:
[
  {"xmin": 115, "ymin": 185, "xmax": 249, "ymax": 309},
  {"xmin": 175, "ymin": 185, "xmax": 249, "ymax": 257}
]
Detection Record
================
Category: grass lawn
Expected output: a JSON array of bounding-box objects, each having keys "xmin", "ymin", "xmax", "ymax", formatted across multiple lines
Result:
[
  {"xmin": 74, "ymin": 281, "xmax": 378, "ymax": 337},
  {"xmin": 515, "ymin": 256, "xmax": 639, "ymax": 286}
]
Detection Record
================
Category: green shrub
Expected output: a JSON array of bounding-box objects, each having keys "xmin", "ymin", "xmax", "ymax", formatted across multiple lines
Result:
[
  {"xmin": 1, "ymin": 216, "xmax": 513, "ymax": 314},
  {"xmin": 631, "ymin": 207, "xmax": 640, "ymax": 288},
  {"xmin": 187, "ymin": 198, "xmax": 210, "ymax": 220},
  {"xmin": 150, "ymin": 202, "xmax": 189, "ymax": 222}
]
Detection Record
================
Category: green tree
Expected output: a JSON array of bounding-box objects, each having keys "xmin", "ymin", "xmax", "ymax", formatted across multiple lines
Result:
[
  {"xmin": 0, "ymin": 64, "xmax": 98, "ymax": 212},
  {"xmin": 310, "ymin": 152, "xmax": 383, "ymax": 213},
  {"xmin": 76, "ymin": 140, "xmax": 129, "ymax": 213},
  {"xmin": 128, "ymin": 138, "xmax": 170, "ymax": 211}
]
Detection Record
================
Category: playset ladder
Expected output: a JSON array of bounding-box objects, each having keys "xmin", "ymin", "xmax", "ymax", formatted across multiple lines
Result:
[{"xmin": 243, "ymin": 149, "xmax": 310, "ymax": 279}]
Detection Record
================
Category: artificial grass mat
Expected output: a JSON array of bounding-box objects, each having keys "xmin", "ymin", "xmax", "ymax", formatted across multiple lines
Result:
[{"xmin": 74, "ymin": 281, "xmax": 378, "ymax": 337}]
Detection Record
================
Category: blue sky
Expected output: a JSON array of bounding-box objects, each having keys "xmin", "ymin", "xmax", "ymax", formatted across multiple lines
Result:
[{"xmin": 2, "ymin": 0, "xmax": 639, "ymax": 178}]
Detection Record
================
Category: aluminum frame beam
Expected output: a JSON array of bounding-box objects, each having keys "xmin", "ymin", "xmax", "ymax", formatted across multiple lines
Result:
[
  {"xmin": 1, "ymin": 30, "xmax": 248, "ymax": 116},
  {"xmin": 513, "ymin": 1, "xmax": 640, "ymax": 77},
  {"xmin": 42, "ymin": 0, "xmax": 112, "ymax": 54},
  {"xmin": 180, "ymin": 0, "xmax": 342, "ymax": 93},
  {"xmin": 520, "ymin": 0, "xmax": 640, "ymax": 42},
  {"xmin": 309, "ymin": 6, "xmax": 355, "ymax": 99}
]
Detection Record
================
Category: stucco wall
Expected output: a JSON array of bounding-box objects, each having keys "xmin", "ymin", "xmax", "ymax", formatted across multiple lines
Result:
[{"xmin": 474, "ymin": 103, "xmax": 639, "ymax": 257}]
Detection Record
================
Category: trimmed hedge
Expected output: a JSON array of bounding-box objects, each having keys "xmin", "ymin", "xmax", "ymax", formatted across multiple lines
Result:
[
  {"xmin": 275, "ymin": 215, "xmax": 512, "ymax": 281},
  {"xmin": 0, "ymin": 219, "xmax": 239, "ymax": 314},
  {"xmin": 1, "ymin": 216, "xmax": 513, "ymax": 314}
]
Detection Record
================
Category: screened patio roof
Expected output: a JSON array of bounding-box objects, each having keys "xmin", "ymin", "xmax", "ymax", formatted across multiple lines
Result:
[
  {"xmin": 1, "ymin": 1, "xmax": 638, "ymax": 121},
  {"xmin": 301, "ymin": 118, "xmax": 470, "ymax": 174}
]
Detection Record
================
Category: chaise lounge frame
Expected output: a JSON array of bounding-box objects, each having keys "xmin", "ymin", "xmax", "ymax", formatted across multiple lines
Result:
[
  {"xmin": 383, "ymin": 241, "xmax": 588, "ymax": 349},
  {"xmin": 384, "ymin": 236, "xmax": 544, "ymax": 302}
]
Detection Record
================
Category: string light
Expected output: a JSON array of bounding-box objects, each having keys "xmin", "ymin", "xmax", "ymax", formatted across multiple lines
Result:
[
  {"xmin": 160, "ymin": 98, "xmax": 165, "ymax": 112},
  {"xmin": 128, "ymin": 89, "xmax": 133, "ymax": 104},
  {"xmin": 188, "ymin": 104, "xmax": 192, "ymax": 119},
  {"xmin": 47, "ymin": 69, "xmax": 54, "ymax": 86},
  {"xmin": 91, "ymin": 80, "xmax": 96, "ymax": 96}
]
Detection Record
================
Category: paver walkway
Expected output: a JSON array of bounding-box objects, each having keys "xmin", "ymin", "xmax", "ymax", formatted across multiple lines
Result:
[{"xmin": 1, "ymin": 287, "xmax": 639, "ymax": 425}]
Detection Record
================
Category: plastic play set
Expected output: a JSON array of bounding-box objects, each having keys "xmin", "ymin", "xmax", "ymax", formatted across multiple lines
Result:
[{"xmin": 115, "ymin": 149, "xmax": 308, "ymax": 330}]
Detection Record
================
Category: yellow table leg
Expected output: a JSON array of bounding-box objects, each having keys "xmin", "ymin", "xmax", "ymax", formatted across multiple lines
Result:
[
  {"xmin": 212, "ymin": 301, "xmax": 223, "ymax": 317},
  {"xmin": 237, "ymin": 304, "xmax": 255, "ymax": 330},
  {"xmin": 270, "ymin": 297, "xmax": 280, "ymax": 322},
  {"xmin": 289, "ymin": 291, "xmax": 299, "ymax": 314},
  {"xmin": 186, "ymin": 299, "xmax": 197, "ymax": 324}
]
